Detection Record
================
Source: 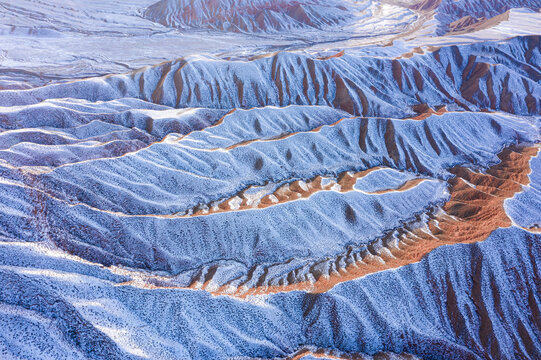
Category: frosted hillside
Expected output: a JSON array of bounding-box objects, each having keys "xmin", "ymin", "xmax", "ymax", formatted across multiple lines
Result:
[{"xmin": 0, "ymin": 1, "xmax": 540, "ymax": 359}]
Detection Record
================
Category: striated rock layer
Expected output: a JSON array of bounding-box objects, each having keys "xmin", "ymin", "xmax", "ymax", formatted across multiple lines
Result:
[
  {"xmin": 410, "ymin": 0, "xmax": 541, "ymax": 34},
  {"xmin": 0, "ymin": 227, "xmax": 539, "ymax": 359},
  {"xmin": 142, "ymin": 0, "xmax": 355, "ymax": 33},
  {"xmin": 2, "ymin": 35, "xmax": 540, "ymax": 117}
]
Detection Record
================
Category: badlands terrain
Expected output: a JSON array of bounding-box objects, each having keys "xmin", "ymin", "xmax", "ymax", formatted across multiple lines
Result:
[{"xmin": 0, "ymin": 0, "xmax": 541, "ymax": 359}]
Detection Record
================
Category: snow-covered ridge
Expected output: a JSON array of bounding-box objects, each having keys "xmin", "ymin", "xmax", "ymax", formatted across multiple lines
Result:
[
  {"xmin": 1, "ymin": 226, "xmax": 539, "ymax": 359},
  {"xmin": 142, "ymin": 0, "xmax": 541, "ymax": 36},
  {"xmin": 142, "ymin": 0, "xmax": 356, "ymax": 33},
  {"xmin": 1, "ymin": 2, "xmax": 541, "ymax": 359},
  {"xmin": 410, "ymin": 0, "xmax": 541, "ymax": 34},
  {"xmin": 2, "ymin": 36, "xmax": 540, "ymax": 118}
]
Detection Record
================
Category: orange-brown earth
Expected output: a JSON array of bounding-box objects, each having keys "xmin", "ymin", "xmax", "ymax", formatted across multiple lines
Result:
[
  {"xmin": 448, "ymin": 11, "xmax": 511, "ymax": 34},
  {"xmin": 118, "ymin": 145, "xmax": 539, "ymax": 297},
  {"xmin": 204, "ymin": 145, "xmax": 539, "ymax": 297},
  {"xmin": 185, "ymin": 166, "xmax": 430, "ymax": 217},
  {"xmin": 409, "ymin": 104, "xmax": 448, "ymax": 120},
  {"xmin": 190, "ymin": 167, "xmax": 382, "ymax": 216},
  {"xmin": 286, "ymin": 347, "xmax": 420, "ymax": 360}
]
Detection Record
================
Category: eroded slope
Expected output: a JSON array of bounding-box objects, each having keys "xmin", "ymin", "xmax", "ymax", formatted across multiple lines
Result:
[{"xmin": 0, "ymin": 8, "xmax": 540, "ymax": 360}]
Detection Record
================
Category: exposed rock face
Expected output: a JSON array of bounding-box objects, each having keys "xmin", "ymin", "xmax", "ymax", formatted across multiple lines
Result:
[
  {"xmin": 410, "ymin": 0, "xmax": 541, "ymax": 34},
  {"xmin": 142, "ymin": 0, "xmax": 354, "ymax": 33},
  {"xmin": 2, "ymin": 36, "xmax": 540, "ymax": 116},
  {"xmin": 142, "ymin": 0, "xmax": 541, "ymax": 35}
]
